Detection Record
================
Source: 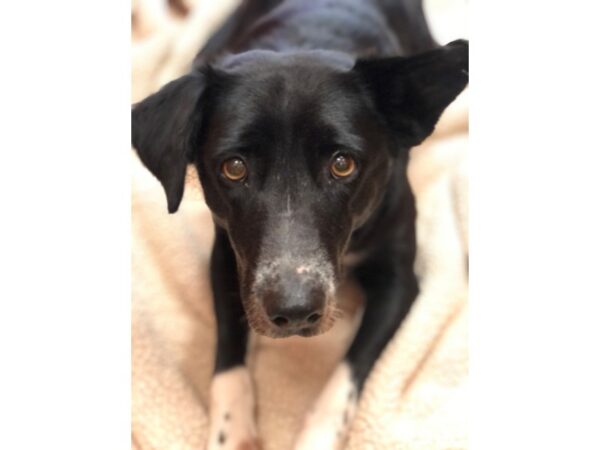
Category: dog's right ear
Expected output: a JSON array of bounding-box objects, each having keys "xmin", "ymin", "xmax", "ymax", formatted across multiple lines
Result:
[
  {"xmin": 354, "ymin": 39, "xmax": 468, "ymax": 149},
  {"xmin": 132, "ymin": 72, "xmax": 205, "ymax": 213}
]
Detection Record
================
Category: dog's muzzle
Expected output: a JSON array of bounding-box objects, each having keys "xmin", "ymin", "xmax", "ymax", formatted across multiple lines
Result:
[{"xmin": 248, "ymin": 258, "xmax": 337, "ymax": 337}]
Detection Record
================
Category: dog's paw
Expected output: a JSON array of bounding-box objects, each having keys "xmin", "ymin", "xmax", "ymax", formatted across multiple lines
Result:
[
  {"xmin": 293, "ymin": 363, "xmax": 357, "ymax": 450},
  {"xmin": 206, "ymin": 366, "xmax": 260, "ymax": 450}
]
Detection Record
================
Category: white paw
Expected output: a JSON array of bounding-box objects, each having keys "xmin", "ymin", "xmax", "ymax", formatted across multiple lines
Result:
[
  {"xmin": 206, "ymin": 366, "xmax": 261, "ymax": 450},
  {"xmin": 294, "ymin": 363, "xmax": 357, "ymax": 450}
]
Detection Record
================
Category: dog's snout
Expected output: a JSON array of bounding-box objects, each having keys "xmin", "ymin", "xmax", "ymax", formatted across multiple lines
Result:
[
  {"xmin": 250, "ymin": 255, "xmax": 336, "ymax": 337},
  {"xmin": 263, "ymin": 285, "xmax": 325, "ymax": 332}
]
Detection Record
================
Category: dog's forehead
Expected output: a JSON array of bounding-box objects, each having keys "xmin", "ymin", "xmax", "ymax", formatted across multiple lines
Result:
[
  {"xmin": 216, "ymin": 50, "xmax": 358, "ymax": 101},
  {"xmin": 209, "ymin": 51, "xmax": 365, "ymax": 155}
]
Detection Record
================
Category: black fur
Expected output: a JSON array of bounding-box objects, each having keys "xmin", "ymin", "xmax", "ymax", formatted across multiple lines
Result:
[
  {"xmin": 131, "ymin": 73, "xmax": 205, "ymax": 212},
  {"xmin": 132, "ymin": 0, "xmax": 468, "ymax": 394}
]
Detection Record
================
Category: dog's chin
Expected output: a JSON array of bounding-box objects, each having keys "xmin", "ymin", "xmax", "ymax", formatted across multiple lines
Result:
[{"xmin": 247, "ymin": 319, "xmax": 336, "ymax": 339}]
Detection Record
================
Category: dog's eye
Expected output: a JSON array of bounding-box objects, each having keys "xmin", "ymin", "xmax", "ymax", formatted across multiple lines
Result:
[
  {"xmin": 330, "ymin": 154, "xmax": 356, "ymax": 179},
  {"xmin": 222, "ymin": 158, "xmax": 247, "ymax": 181}
]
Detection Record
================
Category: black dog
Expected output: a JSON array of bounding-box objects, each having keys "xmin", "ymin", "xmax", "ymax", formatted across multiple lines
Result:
[{"xmin": 132, "ymin": 0, "xmax": 468, "ymax": 448}]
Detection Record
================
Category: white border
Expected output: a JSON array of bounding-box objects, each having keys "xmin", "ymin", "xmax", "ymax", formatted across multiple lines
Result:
[
  {"xmin": 0, "ymin": 1, "xmax": 130, "ymax": 449},
  {"xmin": 0, "ymin": 0, "xmax": 599, "ymax": 449},
  {"xmin": 471, "ymin": 0, "xmax": 600, "ymax": 449}
]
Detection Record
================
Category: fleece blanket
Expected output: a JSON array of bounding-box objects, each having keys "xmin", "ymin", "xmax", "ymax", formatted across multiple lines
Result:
[{"xmin": 131, "ymin": 2, "xmax": 469, "ymax": 449}]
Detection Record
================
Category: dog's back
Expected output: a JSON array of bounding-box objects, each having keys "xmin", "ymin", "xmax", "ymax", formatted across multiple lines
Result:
[{"xmin": 195, "ymin": 0, "xmax": 437, "ymax": 66}]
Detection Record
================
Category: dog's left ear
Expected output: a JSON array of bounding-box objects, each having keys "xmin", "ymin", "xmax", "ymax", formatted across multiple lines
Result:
[
  {"xmin": 132, "ymin": 72, "xmax": 206, "ymax": 213},
  {"xmin": 354, "ymin": 39, "xmax": 468, "ymax": 148}
]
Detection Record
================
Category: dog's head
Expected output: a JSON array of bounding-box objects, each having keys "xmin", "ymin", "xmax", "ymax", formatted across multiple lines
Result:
[{"xmin": 132, "ymin": 40, "xmax": 468, "ymax": 338}]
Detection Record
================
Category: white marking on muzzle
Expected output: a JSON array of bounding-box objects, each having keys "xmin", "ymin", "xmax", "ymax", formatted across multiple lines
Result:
[{"xmin": 253, "ymin": 254, "xmax": 336, "ymax": 295}]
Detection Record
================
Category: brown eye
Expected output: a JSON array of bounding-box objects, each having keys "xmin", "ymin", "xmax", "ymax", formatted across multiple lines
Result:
[
  {"xmin": 330, "ymin": 154, "xmax": 356, "ymax": 179},
  {"xmin": 222, "ymin": 158, "xmax": 247, "ymax": 181}
]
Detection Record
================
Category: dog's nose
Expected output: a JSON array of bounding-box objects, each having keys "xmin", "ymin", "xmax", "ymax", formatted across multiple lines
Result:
[{"xmin": 263, "ymin": 287, "xmax": 325, "ymax": 331}]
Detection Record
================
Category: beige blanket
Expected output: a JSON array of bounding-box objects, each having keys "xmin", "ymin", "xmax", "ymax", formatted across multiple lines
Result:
[{"xmin": 131, "ymin": 3, "xmax": 469, "ymax": 448}]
